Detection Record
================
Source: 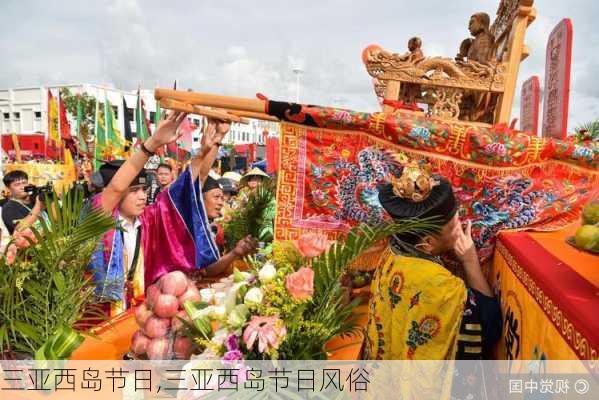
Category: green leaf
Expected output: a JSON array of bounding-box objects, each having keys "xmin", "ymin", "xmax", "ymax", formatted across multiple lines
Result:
[
  {"xmin": 53, "ymin": 272, "xmax": 66, "ymax": 292},
  {"xmin": 13, "ymin": 321, "xmax": 43, "ymax": 344}
]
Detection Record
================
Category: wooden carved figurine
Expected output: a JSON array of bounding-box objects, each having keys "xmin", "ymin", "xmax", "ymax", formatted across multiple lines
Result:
[
  {"xmin": 401, "ymin": 37, "xmax": 424, "ymax": 63},
  {"xmin": 400, "ymin": 37, "xmax": 425, "ymax": 104},
  {"xmin": 456, "ymin": 12, "xmax": 495, "ymax": 64}
]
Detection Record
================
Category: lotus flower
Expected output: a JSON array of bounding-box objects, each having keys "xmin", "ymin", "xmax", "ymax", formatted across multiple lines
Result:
[
  {"xmin": 244, "ymin": 287, "xmax": 264, "ymax": 306},
  {"xmin": 295, "ymin": 233, "xmax": 332, "ymax": 258},
  {"xmin": 233, "ymin": 268, "xmax": 254, "ymax": 283},
  {"xmin": 227, "ymin": 304, "xmax": 249, "ymax": 330},
  {"xmin": 258, "ymin": 262, "xmax": 277, "ymax": 283},
  {"xmin": 243, "ymin": 315, "xmax": 286, "ymax": 354},
  {"xmin": 285, "ymin": 267, "xmax": 314, "ymax": 301}
]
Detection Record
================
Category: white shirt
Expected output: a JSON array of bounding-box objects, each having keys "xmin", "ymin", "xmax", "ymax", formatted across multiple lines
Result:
[{"xmin": 118, "ymin": 216, "xmax": 142, "ymax": 274}]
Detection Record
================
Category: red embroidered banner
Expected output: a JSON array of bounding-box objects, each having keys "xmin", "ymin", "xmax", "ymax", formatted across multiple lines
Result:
[{"xmin": 274, "ymin": 122, "xmax": 598, "ymax": 263}]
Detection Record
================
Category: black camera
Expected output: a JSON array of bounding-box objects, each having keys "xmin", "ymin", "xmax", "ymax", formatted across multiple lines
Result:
[{"xmin": 24, "ymin": 183, "xmax": 54, "ymax": 200}]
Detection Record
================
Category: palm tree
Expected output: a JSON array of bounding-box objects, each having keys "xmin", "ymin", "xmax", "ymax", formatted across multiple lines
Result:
[{"xmin": 0, "ymin": 186, "xmax": 115, "ymax": 358}]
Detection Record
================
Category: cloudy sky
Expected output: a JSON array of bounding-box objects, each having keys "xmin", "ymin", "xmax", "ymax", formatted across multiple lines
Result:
[{"xmin": 1, "ymin": 0, "xmax": 597, "ymax": 129}]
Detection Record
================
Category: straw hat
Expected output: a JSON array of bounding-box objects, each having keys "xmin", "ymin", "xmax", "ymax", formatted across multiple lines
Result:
[{"xmin": 240, "ymin": 167, "xmax": 270, "ymax": 186}]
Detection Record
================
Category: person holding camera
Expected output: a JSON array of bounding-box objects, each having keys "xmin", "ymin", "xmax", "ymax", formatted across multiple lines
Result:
[{"xmin": 1, "ymin": 170, "xmax": 44, "ymax": 235}]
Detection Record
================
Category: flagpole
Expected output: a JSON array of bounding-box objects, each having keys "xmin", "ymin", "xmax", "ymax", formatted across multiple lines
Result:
[
  {"xmin": 75, "ymin": 93, "xmax": 79, "ymax": 162},
  {"xmin": 44, "ymin": 89, "xmax": 48, "ymax": 161},
  {"xmin": 57, "ymin": 88, "xmax": 63, "ymax": 163}
]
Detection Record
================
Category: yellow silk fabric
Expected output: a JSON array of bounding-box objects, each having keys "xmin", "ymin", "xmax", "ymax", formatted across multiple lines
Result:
[{"xmin": 366, "ymin": 249, "xmax": 467, "ymax": 360}]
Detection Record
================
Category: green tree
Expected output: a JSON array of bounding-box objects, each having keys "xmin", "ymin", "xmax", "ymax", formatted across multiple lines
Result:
[{"xmin": 59, "ymin": 87, "xmax": 97, "ymax": 142}]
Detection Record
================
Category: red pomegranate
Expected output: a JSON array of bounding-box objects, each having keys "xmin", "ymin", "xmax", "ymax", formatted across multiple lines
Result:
[
  {"xmin": 159, "ymin": 271, "xmax": 189, "ymax": 297},
  {"xmin": 178, "ymin": 286, "xmax": 201, "ymax": 304},
  {"xmin": 173, "ymin": 336, "xmax": 194, "ymax": 360},
  {"xmin": 145, "ymin": 284, "xmax": 161, "ymax": 309},
  {"xmin": 146, "ymin": 337, "xmax": 171, "ymax": 360},
  {"xmin": 171, "ymin": 310, "xmax": 190, "ymax": 332},
  {"xmin": 134, "ymin": 303, "xmax": 153, "ymax": 327},
  {"xmin": 153, "ymin": 294, "xmax": 179, "ymax": 318},
  {"xmin": 130, "ymin": 330, "xmax": 151, "ymax": 355},
  {"xmin": 144, "ymin": 316, "xmax": 170, "ymax": 338}
]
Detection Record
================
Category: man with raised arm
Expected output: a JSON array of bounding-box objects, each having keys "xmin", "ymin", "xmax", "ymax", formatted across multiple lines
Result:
[{"xmin": 89, "ymin": 111, "xmax": 229, "ymax": 316}]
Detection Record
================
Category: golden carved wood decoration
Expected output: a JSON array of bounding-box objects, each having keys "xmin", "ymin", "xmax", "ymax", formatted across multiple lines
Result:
[
  {"xmin": 430, "ymin": 88, "xmax": 464, "ymax": 120},
  {"xmin": 363, "ymin": 0, "xmax": 535, "ymax": 126}
]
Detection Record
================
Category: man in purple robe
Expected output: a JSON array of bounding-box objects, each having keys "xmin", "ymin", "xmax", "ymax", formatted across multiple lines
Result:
[{"xmin": 89, "ymin": 113, "xmax": 231, "ymax": 316}]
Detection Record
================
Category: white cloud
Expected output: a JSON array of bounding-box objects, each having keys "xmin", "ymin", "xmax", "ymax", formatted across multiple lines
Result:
[{"xmin": 0, "ymin": 0, "xmax": 597, "ymax": 127}]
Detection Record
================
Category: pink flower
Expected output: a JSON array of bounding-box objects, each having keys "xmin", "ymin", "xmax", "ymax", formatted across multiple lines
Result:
[
  {"xmin": 13, "ymin": 229, "xmax": 37, "ymax": 249},
  {"xmin": 285, "ymin": 267, "xmax": 314, "ymax": 301},
  {"xmin": 483, "ymin": 143, "xmax": 507, "ymax": 157},
  {"xmin": 5, "ymin": 244, "xmax": 17, "ymax": 265},
  {"xmin": 311, "ymin": 189, "xmax": 327, "ymax": 206},
  {"xmin": 243, "ymin": 316, "xmax": 287, "ymax": 354},
  {"xmin": 295, "ymin": 233, "xmax": 331, "ymax": 258}
]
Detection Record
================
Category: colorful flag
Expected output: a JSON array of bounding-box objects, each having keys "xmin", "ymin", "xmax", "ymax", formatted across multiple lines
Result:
[
  {"xmin": 177, "ymin": 117, "xmax": 195, "ymax": 152},
  {"xmin": 122, "ymin": 96, "xmax": 133, "ymax": 143},
  {"xmin": 104, "ymin": 94, "xmax": 126, "ymax": 157},
  {"xmin": 75, "ymin": 95, "xmax": 88, "ymax": 153},
  {"xmin": 135, "ymin": 89, "xmax": 151, "ymax": 142},
  {"xmin": 122, "ymin": 95, "xmax": 134, "ymax": 156},
  {"xmin": 47, "ymin": 90, "xmax": 60, "ymax": 146},
  {"xmin": 94, "ymin": 97, "xmax": 106, "ymax": 170},
  {"xmin": 164, "ymin": 117, "xmax": 194, "ymax": 162},
  {"xmin": 58, "ymin": 92, "xmax": 72, "ymax": 142},
  {"xmin": 64, "ymin": 146, "xmax": 75, "ymax": 176},
  {"xmin": 154, "ymin": 100, "xmax": 161, "ymax": 127}
]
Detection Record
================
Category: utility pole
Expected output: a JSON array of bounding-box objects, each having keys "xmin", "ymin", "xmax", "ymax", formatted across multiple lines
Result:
[{"xmin": 292, "ymin": 66, "xmax": 304, "ymax": 103}]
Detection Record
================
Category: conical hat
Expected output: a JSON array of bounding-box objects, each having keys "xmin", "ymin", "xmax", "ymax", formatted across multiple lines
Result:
[{"xmin": 240, "ymin": 167, "xmax": 270, "ymax": 185}]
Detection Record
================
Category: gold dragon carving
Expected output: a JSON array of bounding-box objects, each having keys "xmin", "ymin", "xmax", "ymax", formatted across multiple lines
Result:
[{"xmin": 364, "ymin": 0, "xmax": 534, "ymax": 123}]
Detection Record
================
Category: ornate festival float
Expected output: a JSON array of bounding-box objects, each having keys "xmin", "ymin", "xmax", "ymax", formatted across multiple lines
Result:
[{"xmin": 2, "ymin": 0, "xmax": 597, "ymax": 366}]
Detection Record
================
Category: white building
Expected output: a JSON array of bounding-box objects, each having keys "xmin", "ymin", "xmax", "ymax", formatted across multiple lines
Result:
[
  {"xmin": 224, "ymin": 119, "xmax": 280, "ymax": 146},
  {"xmin": 0, "ymin": 84, "xmax": 164, "ymax": 137},
  {"xmin": 0, "ymin": 84, "xmax": 279, "ymax": 152}
]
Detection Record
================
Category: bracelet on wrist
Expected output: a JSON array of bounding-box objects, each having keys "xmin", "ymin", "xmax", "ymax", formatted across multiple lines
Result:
[{"xmin": 141, "ymin": 142, "xmax": 155, "ymax": 157}]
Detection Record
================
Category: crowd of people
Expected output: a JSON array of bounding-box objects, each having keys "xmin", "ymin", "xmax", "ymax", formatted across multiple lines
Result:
[
  {"xmin": 0, "ymin": 112, "xmax": 273, "ymax": 318},
  {"xmin": 0, "ymin": 111, "xmax": 503, "ymax": 361}
]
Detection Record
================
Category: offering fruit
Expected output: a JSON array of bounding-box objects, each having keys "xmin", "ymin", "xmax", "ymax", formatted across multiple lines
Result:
[
  {"xmin": 131, "ymin": 331, "xmax": 151, "ymax": 355},
  {"xmin": 146, "ymin": 337, "xmax": 171, "ymax": 360},
  {"xmin": 131, "ymin": 270, "xmax": 201, "ymax": 360},
  {"xmin": 145, "ymin": 284, "xmax": 161, "ymax": 309},
  {"xmin": 153, "ymin": 294, "xmax": 179, "ymax": 318},
  {"xmin": 582, "ymin": 201, "xmax": 599, "ymax": 225},
  {"xmin": 160, "ymin": 271, "xmax": 189, "ymax": 297},
  {"xmin": 173, "ymin": 336, "xmax": 194, "ymax": 360},
  {"xmin": 134, "ymin": 303, "xmax": 153, "ymax": 326},
  {"xmin": 574, "ymin": 224, "xmax": 599, "ymax": 251},
  {"xmin": 171, "ymin": 310, "xmax": 190, "ymax": 332},
  {"xmin": 144, "ymin": 316, "xmax": 171, "ymax": 338}
]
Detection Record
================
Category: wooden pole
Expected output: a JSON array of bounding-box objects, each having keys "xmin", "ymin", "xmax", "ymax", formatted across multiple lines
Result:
[
  {"xmin": 227, "ymin": 110, "xmax": 279, "ymax": 122},
  {"xmin": 159, "ymin": 98, "xmax": 251, "ymax": 124},
  {"xmin": 155, "ymin": 89, "xmax": 266, "ymax": 114}
]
